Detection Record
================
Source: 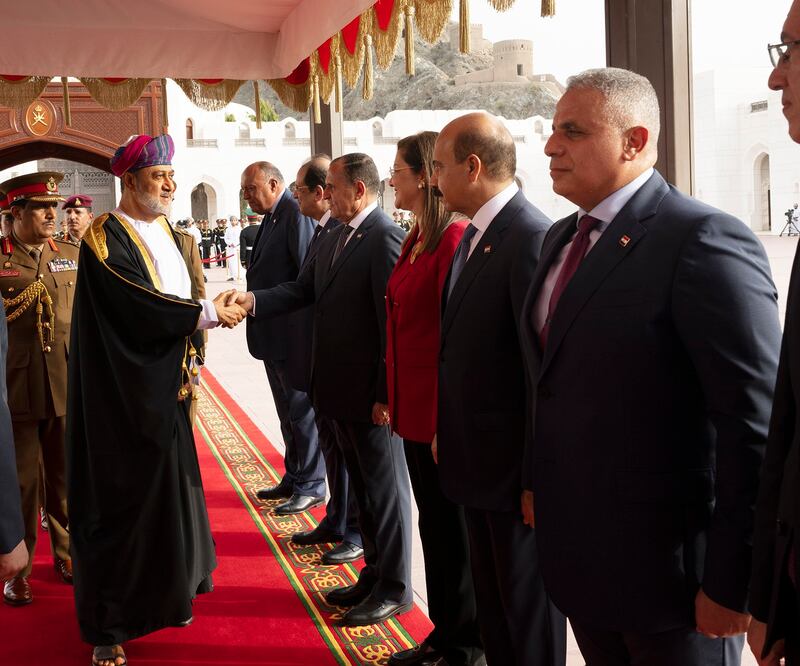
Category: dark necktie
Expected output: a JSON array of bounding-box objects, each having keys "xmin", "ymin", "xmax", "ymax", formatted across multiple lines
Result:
[
  {"xmin": 331, "ymin": 225, "xmax": 353, "ymax": 266},
  {"xmin": 539, "ymin": 214, "xmax": 601, "ymax": 348},
  {"xmin": 30, "ymin": 247, "xmax": 41, "ymax": 265},
  {"xmin": 446, "ymin": 223, "xmax": 479, "ymax": 299},
  {"xmin": 309, "ymin": 224, "xmax": 324, "ymax": 249}
]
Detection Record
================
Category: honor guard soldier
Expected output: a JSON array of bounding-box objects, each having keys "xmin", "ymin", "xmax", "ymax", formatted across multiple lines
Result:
[
  {"xmin": 0, "ymin": 172, "xmax": 78, "ymax": 606},
  {"xmin": 239, "ymin": 214, "xmax": 260, "ymax": 268},
  {"xmin": 62, "ymin": 194, "xmax": 94, "ymax": 244},
  {"xmin": 212, "ymin": 218, "xmax": 227, "ymax": 267},
  {"xmin": 199, "ymin": 219, "xmax": 213, "ymax": 266}
]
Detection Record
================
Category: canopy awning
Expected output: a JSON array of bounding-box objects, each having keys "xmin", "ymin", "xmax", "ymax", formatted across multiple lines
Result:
[
  {"xmin": 0, "ymin": 0, "xmax": 375, "ymax": 80},
  {"xmin": 0, "ymin": 1, "xmax": 555, "ymax": 117}
]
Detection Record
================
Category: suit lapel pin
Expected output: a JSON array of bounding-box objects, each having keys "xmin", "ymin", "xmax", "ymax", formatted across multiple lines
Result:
[
  {"xmin": 483, "ymin": 245, "xmax": 492, "ymax": 254},
  {"xmin": 356, "ymin": 232, "xmax": 363, "ymax": 239},
  {"xmin": 619, "ymin": 235, "xmax": 631, "ymax": 247}
]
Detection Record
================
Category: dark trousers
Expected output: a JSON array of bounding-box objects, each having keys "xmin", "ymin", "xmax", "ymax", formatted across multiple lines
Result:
[
  {"xmin": 264, "ymin": 360, "xmax": 325, "ymax": 496},
  {"xmin": 316, "ymin": 413, "xmax": 361, "ymax": 546},
  {"xmin": 570, "ymin": 621, "xmax": 744, "ymax": 666},
  {"xmin": 216, "ymin": 242, "xmax": 227, "ymax": 267},
  {"xmin": 464, "ymin": 507, "xmax": 566, "ymax": 666},
  {"xmin": 404, "ymin": 439, "xmax": 482, "ymax": 665},
  {"xmin": 332, "ymin": 419, "xmax": 412, "ymax": 604}
]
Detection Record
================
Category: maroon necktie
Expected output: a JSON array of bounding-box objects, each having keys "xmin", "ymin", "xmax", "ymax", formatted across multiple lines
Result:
[{"xmin": 539, "ymin": 215, "xmax": 601, "ymax": 348}]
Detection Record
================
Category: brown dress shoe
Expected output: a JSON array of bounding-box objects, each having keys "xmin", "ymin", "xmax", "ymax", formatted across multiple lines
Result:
[
  {"xmin": 3, "ymin": 577, "xmax": 32, "ymax": 605},
  {"xmin": 54, "ymin": 557, "xmax": 73, "ymax": 584}
]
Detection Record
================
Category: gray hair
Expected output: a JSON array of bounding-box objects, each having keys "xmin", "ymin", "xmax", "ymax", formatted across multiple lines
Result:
[
  {"xmin": 566, "ymin": 68, "xmax": 661, "ymax": 144},
  {"xmin": 252, "ymin": 161, "xmax": 284, "ymax": 184}
]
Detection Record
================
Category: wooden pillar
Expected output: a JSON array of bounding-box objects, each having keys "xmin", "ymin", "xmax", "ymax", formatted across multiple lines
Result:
[
  {"xmin": 606, "ymin": 0, "xmax": 693, "ymax": 194},
  {"xmin": 310, "ymin": 100, "xmax": 343, "ymax": 159}
]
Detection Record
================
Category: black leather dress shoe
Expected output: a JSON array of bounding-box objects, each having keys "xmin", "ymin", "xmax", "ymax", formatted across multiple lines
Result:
[
  {"xmin": 325, "ymin": 580, "xmax": 374, "ymax": 607},
  {"xmin": 321, "ymin": 541, "xmax": 364, "ymax": 565},
  {"xmin": 274, "ymin": 494, "xmax": 325, "ymax": 516},
  {"xmin": 292, "ymin": 526, "xmax": 343, "ymax": 546},
  {"xmin": 388, "ymin": 641, "xmax": 442, "ymax": 665},
  {"xmin": 340, "ymin": 599, "xmax": 413, "ymax": 626},
  {"xmin": 256, "ymin": 482, "xmax": 293, "ymax": 501}
]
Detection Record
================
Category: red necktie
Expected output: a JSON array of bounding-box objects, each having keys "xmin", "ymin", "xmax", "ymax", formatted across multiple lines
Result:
[{"xmin": 539, "ymin": 215, "xmax": 601, "ymax": 348}]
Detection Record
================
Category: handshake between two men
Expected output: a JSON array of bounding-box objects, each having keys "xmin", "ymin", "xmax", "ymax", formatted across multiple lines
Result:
[{"xmin": 211, "ymin": 290, "xmax": 254, "ymax": 328}]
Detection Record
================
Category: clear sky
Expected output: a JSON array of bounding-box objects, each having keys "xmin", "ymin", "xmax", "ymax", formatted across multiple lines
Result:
[{"xmin": 448, "ymin": 0, "xmax": 790, "ymax": 82}]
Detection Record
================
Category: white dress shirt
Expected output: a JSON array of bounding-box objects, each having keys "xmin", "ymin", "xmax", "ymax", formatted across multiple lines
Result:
[
  {"xmin": 115, "ymin": 208, "xmax": 218, "ymax": 329},
  {"xmin": 317, "ymin": 210, "xmax": 332, "ymax": 228},
  {"xmin": 342, "ymin": 200, "xmax": 378, "ymax": 245},
  {"xmin": 466, "ymin": 182, "xmax": 519, "ymax": 258},
  {"xmin": 532, "ymin": 168, "xmax": 654, "ymax": 334}
]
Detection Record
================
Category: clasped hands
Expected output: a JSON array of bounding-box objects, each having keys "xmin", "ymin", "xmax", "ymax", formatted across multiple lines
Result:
[{"xmin": 213, "ymin": 290, "xmax": 251, "ymax": 328}]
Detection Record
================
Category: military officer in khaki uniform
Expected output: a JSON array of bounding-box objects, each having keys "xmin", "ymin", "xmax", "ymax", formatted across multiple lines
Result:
[
  {"xmin": 0, "ymin": 172, "xmax": 78, "ymax": 606},
  {"xmin": 62, "ymin": 194, "xmax": 94, "ymax": 244}
]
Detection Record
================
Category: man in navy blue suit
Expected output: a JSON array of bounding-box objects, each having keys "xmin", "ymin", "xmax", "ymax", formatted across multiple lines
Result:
[
  {"xmin": 241, "ymin": 161, "xmax": 326, "ymax": 516},
  {"xmin": 432, "ymin": 112, "xmax": 565, "ymax": 666},
  {"xmin": 749, "ymin": 4, "xmax": 800, "ymax": 663},
  {"xmin": 521, "ymin": 68, "xmax": 781, "ymax": 665}
]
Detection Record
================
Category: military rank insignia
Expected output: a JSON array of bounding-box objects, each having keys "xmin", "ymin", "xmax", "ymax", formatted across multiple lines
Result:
[{"xmin": 48, "ymin": 258, "xmax": 77, "ymax": 273}]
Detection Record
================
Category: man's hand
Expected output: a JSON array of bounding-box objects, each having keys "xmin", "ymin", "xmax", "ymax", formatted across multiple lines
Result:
[
  {"xmin": 372, "ymin": 402, "xmax": 390, "ymax": 426},
  {"xmin": 224, "ymin": 290, "xmax": 255, "ymax": 313},
  {"xmin": 213, "ymin": 291, "xmax": 247, "ymax": 328},
  {"xmin": 431, "ymin": 434, "xmax": 438, "ymax": 464},
  {"xmin": 522, "ymin": 490, "xmax": 535, "ymax": 528},
  {"xmin": 695, "ymin": 588, "xmax": 751, "ymax": 638},
  {"xmin": 0, "ymin": 540, "xmax": 28, "ymax": 580},
  {"xmin": 747, "ymin": 619, "xmax": 785, "ymax": 665}
]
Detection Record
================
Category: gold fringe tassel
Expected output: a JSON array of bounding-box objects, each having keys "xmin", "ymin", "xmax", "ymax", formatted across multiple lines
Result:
[
  {"xmin": 459, "ymin": 0, "xmax": 470, "ymax": 53},
  {"xmin": 312, "ymin": 76, "xmax": 321, "ymax": 124},
  {"xmin": 413, "ymin": 0, "xmax": 452, "ymax": 43},
  {"xmin": 0, "ymin": 76, "xmax": 51, "ymax": 110},
  {"xmin": 334, "ymin": 55, "xmax": 343, "ymax": 114},
  {"xmin": 363, "ymin": 35, "xmax": 374, "ymax": 100},
  {"xmin": 486, "ymin": 0, "xmax": 516, "ymax": 9},
  {"xmin": 372, "ymin": 1, "xmax": 404, "ymax": 70},
  {"xmin": 541, "ymin": 0, "xmax": 555, "ymax": 16},
  {"xmin": 79, "ymin": 78, "xmax": 151, "ymax": 110},
  {"xmin": 267, "ymin": 77, "xmax": 313, "ymax": 114},
  {"xmin": 253, "ymin": 81, "xmax": 262, "ymax": 128},
  {"xmin": 160, "ymin": 79, "xmax": 169, "ymax": 132},
  {"xmin": 60, "ymin": 77, "xmax": 71, "ymax": 127},
  {"xmin": 405, "ymin": 4, "xmax": 416, "ymax": 75},
  {"xmin": 172, "ymin": 79, "xmax": 244, "ymax": 111}
]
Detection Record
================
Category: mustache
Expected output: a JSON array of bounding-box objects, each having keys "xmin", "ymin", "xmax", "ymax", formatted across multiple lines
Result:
[{"xmin": 431, "ymin": 186, "xmax": 443, "ymax": 198}]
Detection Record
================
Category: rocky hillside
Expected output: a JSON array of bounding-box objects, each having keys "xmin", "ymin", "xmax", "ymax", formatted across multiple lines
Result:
[{"xmin": 235, "ymin": 24, "xmax": 561, "ymax": 121}]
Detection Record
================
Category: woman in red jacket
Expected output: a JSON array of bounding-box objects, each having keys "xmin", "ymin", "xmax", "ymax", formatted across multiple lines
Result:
[{"xmin": 385, "ymin": 132, "xmax": 482, "ymax": 666}]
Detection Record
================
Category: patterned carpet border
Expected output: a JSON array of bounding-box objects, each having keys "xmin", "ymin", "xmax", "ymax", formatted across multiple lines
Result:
[{"xmin": 195, "ymin": 377, "xmax": 419, "ymax": 666}]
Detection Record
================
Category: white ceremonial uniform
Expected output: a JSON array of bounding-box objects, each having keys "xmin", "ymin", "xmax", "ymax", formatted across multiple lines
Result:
[{"xmin": 224, "ymin": 225, "xmax": 241, "ymax": 280}]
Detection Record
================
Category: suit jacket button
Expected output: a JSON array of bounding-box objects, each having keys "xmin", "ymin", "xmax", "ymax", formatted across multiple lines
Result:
[{"xmin": 44, "ymin": 345, "xmax": 51, "ymax": 353}]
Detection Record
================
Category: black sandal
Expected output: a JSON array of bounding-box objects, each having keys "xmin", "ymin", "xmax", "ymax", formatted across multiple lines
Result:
[{"xmin": 92, "ymin": 644, "xmax": 127, "ymax": 666}]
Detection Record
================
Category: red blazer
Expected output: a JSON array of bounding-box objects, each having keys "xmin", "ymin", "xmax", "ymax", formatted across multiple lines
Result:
[{"xmin": 385, "ymin": 219, "xmax": 467, "ymax": 442}]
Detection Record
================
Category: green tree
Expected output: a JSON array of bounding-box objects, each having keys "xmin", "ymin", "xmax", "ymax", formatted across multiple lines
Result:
[
  {"xmin": 248, "ymin": 98, "xmax": 279, "ymax": 123},
  {"xmin": 224, "ymin": 112, "xmax": 236, "ymax": 122}
]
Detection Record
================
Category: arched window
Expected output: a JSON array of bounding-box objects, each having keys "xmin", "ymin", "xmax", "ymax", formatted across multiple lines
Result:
[
  {"xmin": 372, "ymin": 121, "xmax": 383, "ymax": 139},
  {"xmin": 534, "ymin": 120, "xmax": 543, "ymax": 134},
  {"xmin": 239, "ymin": 122, "xmax": 250, "ymax": 139},
  {"xmin": 185, "ymin": 118, "xmax": 194, "ymax": 140},
  {"xmin": 284, "ymin": 122, "xmax": 296, "ymax": 139}
]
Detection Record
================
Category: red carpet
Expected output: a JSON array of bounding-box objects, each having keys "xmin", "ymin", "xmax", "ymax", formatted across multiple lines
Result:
[{"xmin": 0, "ymin": 372, "xmax": 432, "ymax": 665}]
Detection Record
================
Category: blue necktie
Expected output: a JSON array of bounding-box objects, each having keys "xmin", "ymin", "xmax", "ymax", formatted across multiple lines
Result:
[{"xmin": 447, "ymin": 223, "xmax": 478, "ymax": 298}]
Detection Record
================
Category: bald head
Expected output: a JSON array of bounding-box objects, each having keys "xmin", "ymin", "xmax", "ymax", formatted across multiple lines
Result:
[{"xmin": 443, "ymin": 112, "xmax": 516, "ymax": 183}]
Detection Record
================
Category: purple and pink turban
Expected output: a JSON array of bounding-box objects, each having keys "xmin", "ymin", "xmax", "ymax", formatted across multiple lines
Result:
[{"xmin": 110, "ymin": 134, "xmax": 175, "ymax": 177}]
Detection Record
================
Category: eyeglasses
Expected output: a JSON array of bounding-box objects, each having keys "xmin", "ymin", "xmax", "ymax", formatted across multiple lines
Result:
[
  {"xmin": 389, "ymin": 166, "xmax": 414, "ymax": 178},
  {"xmin": 768, "ymin": 39, "xmax": 800, "ymax": 67}
]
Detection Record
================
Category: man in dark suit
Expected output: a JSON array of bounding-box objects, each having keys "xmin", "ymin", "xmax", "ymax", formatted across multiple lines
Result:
[
  {"xmin": 431, "ymin": 112, "xmax": 565, "ymax": 666},
  {"xmin": 520, "ymin": 68, "xmax": 781, "ymax": 665},
  {"xmin": 287, "ymin": 155, "xmax": 363, "ymax": 565},
  {"xmin": 0, "ymin": 305, "xmax": 26, "ymax": 583},
  {"xmin": 241, "ymin": 161, "xmax": 326, "ymax": 515},
  {"xmin": 227, "ymin": 153, "xmax": 412, "ymax": 627},
  {"xmin": 749, "ymin": 5, "xmax": 800, "ymax": 663}
]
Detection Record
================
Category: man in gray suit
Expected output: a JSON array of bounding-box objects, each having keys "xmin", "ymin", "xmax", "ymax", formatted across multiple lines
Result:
[{"xmin": 0, "ymin": 305, "xmax": 27, "ymax": 583}]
